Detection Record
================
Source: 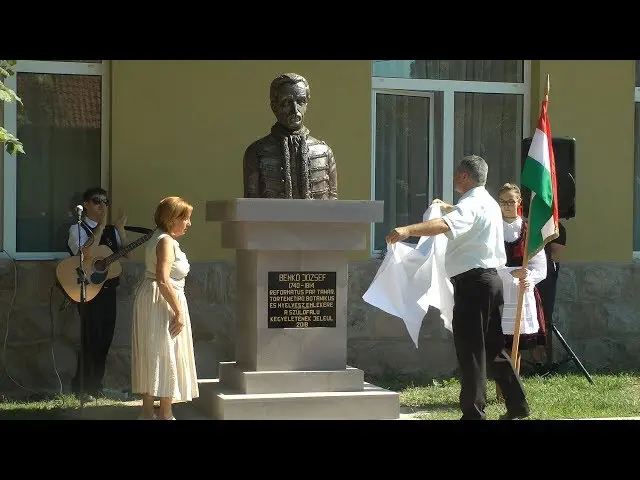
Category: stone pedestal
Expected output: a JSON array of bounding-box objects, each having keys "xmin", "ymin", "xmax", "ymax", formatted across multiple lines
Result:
[{"xmin": 195, "ymin": 198, "xmax": 399, "ymax": 420}]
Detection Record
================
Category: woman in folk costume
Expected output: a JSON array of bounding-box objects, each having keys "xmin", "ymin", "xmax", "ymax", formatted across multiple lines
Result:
[{"xmin": 497, "ymin": 183, "xmax": 548, "ymax": 370}]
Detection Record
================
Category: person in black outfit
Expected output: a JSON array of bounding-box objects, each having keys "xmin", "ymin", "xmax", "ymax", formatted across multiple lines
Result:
[
  {"xmin": 67, "ymin": 187, "xmax": 130, "ymax": 402},
  {"xmin": 536, "ymin": 221, "xmax": 567, "ymax": 363}
]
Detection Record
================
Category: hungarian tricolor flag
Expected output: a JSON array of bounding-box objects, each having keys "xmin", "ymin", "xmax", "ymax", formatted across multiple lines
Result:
[{"xmin": 521, "ymin": 97, "xmax": 559, "ymax": 258}]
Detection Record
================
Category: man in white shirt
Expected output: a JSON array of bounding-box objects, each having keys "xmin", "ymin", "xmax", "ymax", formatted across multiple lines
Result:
[
  {"xmin": 386, "ymin": 155, "xmax": 529, "ymax": 420},
  {"xmin": 67, "ymin": 187, "xmax": 129, "ymax": 402}
]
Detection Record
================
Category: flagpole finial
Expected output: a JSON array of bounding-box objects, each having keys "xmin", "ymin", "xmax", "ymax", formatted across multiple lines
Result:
[{"xmin": 545, "ymin": 74, "xmax": 550, "ymax": 99}]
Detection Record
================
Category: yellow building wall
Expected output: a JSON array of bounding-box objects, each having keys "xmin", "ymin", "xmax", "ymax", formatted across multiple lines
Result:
[
  {"xmin": 110, "ymin": 61, "xmax": 372, "ymax": 262},
  {"xmin": 531, "ymin": 60, "xmax": 635, "ymax": 262},
  {"xmin": 110, "ymin": 60, "xmax": 636, "ymax": 264}
]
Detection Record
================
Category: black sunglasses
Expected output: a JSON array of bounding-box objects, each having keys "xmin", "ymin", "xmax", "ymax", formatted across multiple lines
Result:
[{"xmin": 91, "ymin": 197, "xmax": 110, "ymax": 206}]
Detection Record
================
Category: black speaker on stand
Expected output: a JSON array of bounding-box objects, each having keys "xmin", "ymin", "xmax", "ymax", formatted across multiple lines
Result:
[
  {"xmin": 521, "ymin": 136, "xmax": 577, "ymax": 220},
  {"xmin": 520, "ymin": 136, "xmax": 593, "ymax": 384}
]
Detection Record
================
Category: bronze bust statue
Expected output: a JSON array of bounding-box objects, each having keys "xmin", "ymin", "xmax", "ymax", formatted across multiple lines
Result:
[{"xmin": 243, "ymin": 73, "xmax": 338, "ymax": 200}]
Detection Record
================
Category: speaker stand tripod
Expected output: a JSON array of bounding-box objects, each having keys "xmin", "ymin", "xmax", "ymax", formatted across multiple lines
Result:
[{"xmin": 540, "ymin": 321, "xmax": 594, "ymax": 384}]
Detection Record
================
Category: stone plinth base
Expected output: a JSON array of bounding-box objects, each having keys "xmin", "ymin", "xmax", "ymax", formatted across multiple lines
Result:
[{"xmin": 192, "ymin": 362, "xmax": 400, "ymax": 420}]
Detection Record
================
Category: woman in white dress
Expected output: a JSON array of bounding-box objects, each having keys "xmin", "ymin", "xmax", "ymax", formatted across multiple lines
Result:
[{"xmin": 131, "ymin": 196, "xmax": 199, "ymax": 420}]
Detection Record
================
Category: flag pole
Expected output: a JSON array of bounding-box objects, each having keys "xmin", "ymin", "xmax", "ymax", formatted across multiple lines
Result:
[{"xmin": 510, "ymin": 74, "xmax": 551, "ymax": 371}]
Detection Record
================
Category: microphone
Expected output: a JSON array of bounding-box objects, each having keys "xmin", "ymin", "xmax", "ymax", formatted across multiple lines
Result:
[{"xmin": 75, "ymin": 205, "xmax": 83, "ymax": 220}]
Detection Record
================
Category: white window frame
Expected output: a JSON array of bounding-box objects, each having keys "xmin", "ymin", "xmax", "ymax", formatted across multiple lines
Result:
[
  {"xmin": 633, "ymin": 85, "xmax": 640, "ymax": 261},
  {"xmin": 2, "ymin": 60, "xmax": 110, "ymax": 260},
  {"xmin": 370, "ymin": 60, "xmax": 531, "ymax": 257}
]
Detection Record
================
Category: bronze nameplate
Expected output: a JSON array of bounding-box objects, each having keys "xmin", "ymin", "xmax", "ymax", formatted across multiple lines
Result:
[{"xmin": 267, "ymin": 272, "xmax": 337, "ymax": 328}]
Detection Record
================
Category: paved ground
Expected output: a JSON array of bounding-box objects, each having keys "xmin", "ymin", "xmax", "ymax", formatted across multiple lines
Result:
[
  {"xmin": 81, "ymin": 400, "xmax": 419, "ymax": 420},
  {"xmin": 72, "ymin": 400, "xmax": 639, "ymax": 420}
]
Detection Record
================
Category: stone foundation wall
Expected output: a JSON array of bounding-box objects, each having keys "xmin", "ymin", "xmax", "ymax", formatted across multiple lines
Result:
[{"xmin": 0, "ymin": 258, "xmax": 638, "ymax": 395}]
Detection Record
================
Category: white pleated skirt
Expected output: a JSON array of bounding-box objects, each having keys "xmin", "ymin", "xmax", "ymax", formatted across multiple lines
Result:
[{"xmin": 131, "ymin": 278, "xmax": 199, "ymax": 402}]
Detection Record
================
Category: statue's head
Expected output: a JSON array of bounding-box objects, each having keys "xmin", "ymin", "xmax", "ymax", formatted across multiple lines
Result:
[{"xmin": 270, "ymin": 73, "xmax": 310, "ymax": 131}]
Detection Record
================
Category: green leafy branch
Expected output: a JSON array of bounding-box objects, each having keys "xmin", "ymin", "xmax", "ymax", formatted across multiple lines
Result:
[{"xmin": 0, "ymin": 60, "xmax": 25, "ymax": 155}]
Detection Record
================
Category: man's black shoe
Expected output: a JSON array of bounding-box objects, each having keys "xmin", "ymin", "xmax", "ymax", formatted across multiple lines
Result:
[{"xmin": 499, "ymin": 411, "xmax": 530, "ymax": 420}]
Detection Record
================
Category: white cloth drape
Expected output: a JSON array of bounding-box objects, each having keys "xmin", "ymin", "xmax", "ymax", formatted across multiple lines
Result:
[
  {"xmin": 497, "ymin": 268, "xmax": 540, "ymax": 335},
  {"xmin": 362, "ymin": 205, "xmax": 454, "ymax": 347}
]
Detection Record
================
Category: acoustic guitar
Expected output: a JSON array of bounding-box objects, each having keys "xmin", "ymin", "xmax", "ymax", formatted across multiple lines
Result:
[{"xmin": 56, "ymin": 229, "xmax": 155, "ymax": 303}]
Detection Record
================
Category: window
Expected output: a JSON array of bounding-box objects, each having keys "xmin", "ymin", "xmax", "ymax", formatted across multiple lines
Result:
[
  {"xmin": 374, "ymin": 92, "xmax": 434, "ymax": 251},
  {"xmin": 373, "ymin": 60, "xmax": 524, "ymax": 83},
  {"xmin": 372, "ymin": 60, "xmax": 529, "ymax": 254},
  {"xmin": 633, "ymin": 60, "xmax": 640, "ymax": 256},
  {"xmin": 2, "ymin": 60, "xmax": 108, "ymax": 260},
  {"xmin": 453, "ymin": 92, "xmax": 524, "ymax": 203}
]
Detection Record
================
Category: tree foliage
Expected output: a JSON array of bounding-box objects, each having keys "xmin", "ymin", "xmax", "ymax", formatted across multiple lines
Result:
[{"xmin": 0, "ymin": 60, "xmax": 25, "ymax": 155}]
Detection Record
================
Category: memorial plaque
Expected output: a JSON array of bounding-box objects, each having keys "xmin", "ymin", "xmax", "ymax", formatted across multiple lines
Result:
[{"xmin": 267, "ymin": 271, "xmax": 337, "ymax": 328}]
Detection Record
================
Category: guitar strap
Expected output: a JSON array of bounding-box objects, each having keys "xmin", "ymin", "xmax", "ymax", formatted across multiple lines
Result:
[
  {"xmin": 124, "ymin": 225, "xmax": 154, "ymax": 235},
  {"xmin": 80, "ymin": 221, "xmax": 93, "ymax": 239},
  {"xmin": 65, "ymin": 221, "xmax": 94, "ymax": 256}
]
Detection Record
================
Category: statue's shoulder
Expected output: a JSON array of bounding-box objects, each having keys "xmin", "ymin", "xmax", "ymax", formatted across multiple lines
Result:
[
  {"xmin": 244, "ymin": 133, "xmax": 277, "ymax": 158},
  {"xmin": 307, "ymin": 135, "xmax": 333, "ymax": 155}
]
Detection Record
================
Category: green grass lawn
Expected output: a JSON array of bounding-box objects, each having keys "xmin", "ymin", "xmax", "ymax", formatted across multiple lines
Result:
[
  {"xmin": 0, "ymin": 394, "xmax": 141, "ymax": 420},
  {"xmin": 1, "ymin": 372, "xmax": 639, "ymax": 420},
  {"xmin": 374, "ymin": 372, "xmax": 640, "ymax": 420}
]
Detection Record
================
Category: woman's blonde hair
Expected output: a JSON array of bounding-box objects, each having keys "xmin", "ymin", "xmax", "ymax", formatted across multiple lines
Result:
[
  {"xmin": 498, "ymin": 183, "xmax": 521, "ymax": 197},
  {"xmin": 154, "ymin": 196, "xmax": 193, "ymax": 232}
]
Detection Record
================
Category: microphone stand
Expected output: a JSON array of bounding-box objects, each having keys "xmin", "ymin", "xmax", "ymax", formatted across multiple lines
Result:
[{"xmin": 75, "ymin": 207, "xmax": 88, "ymax": 417}]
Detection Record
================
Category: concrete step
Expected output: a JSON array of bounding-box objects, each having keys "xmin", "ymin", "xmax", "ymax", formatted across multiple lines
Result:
[
  {"xmin": 193, "ymin": 379, "xmax": 400, "ymax": 420},
  {"xmin": 219, "ymin": 361, "xmax": 366, "ymax": 394}
]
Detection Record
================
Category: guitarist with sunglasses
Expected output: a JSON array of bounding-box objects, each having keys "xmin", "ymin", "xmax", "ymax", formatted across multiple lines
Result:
[{"xmin": 67, "ymin": 186, "xmax": 131, "ymax": 402}]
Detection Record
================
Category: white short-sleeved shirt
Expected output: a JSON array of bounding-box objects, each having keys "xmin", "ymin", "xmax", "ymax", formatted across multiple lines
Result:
[
  {"xmin": 441, "ymin": 186, "xmax": 507, "ymax": 278},
  {"xmin": 67, "ymin": 217, "xmax": 122, "ymax": 255}
]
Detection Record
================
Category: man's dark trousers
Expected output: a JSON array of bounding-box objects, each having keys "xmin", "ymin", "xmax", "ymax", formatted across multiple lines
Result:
[
  {"xmin": 71, "ymin": 283, "xmax": 117, "ymax": 396},
  {"xmin": 451, "ymin": 268, "xmax": 529, "ymax": 420}
]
